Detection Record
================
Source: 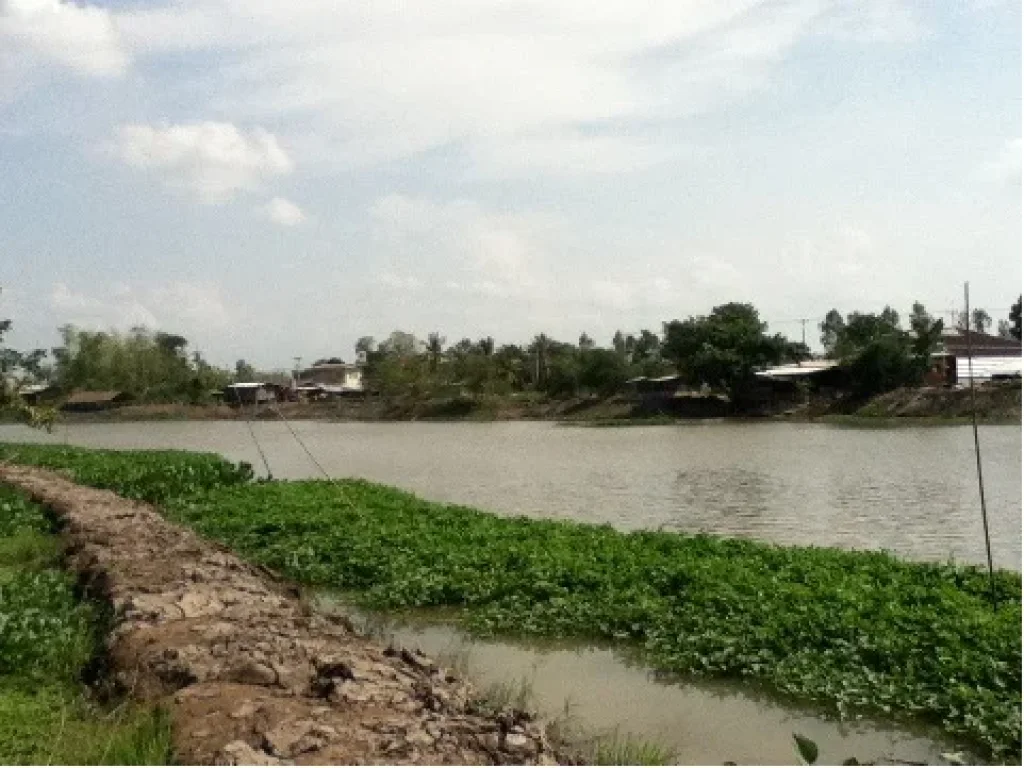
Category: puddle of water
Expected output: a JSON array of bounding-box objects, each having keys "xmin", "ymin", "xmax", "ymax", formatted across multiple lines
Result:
[{"xmin": 315, "ymin": 594, "xmax": 973, "ymax": 766}]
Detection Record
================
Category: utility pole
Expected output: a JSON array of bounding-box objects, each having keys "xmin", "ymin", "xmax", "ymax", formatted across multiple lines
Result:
[
  {"xmin": 292, "ymin": 357, "xmax": 302, "ymax": 388},
  {"xmin": 964, "ymin": 282, "xmax": 997, "ymax": 610},
  {"xmin": 799, "ymin": 318, "xmax": 808, "ymax": 347}
]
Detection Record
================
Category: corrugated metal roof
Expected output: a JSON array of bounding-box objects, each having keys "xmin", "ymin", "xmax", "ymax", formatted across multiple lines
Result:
[
  {"xmin": 65, "ymin": 390, "xmax": 124, "ymax": 404},
  {"xmin": 756, "ymin": 361, "xmax": 838, "ymax": 379},
  {"xmin": 956, "ymin": 356, "xmax": 1023, "ymax": 380}
]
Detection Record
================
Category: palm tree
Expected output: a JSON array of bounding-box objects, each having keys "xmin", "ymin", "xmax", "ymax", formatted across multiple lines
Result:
[
  {"xmin": 426, "ymin": 332, "xmax": 445, "ymax": 372},
  {"xmin": 528, "ymin": 334, "xmax": 552, "ymax": 388}
]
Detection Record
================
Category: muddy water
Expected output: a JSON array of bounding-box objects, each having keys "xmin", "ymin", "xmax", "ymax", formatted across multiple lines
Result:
[
  {"xmin": 1, "ymin": 419, "xmax": 1019, "ymax": 569},
  {"xmin": 315, "ymin": 595, "xmax": 969, "ymax": 766}
]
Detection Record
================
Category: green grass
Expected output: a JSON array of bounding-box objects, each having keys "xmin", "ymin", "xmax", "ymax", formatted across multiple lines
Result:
[
  {"xmin": 0, "ymin": 484, "xmax": 174, "ymax": 765},
  {"xmin": 590, "ymin": 731, "xmax": 679, "ymax": 765},
  {"xmin": 0, "ymin": 443, "xmax": 1020, "ymax": 761}
]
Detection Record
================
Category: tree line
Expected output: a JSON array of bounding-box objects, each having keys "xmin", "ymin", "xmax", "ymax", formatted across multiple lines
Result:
[
  {"xmin": 358, "ymin": 296, "xmax": 1022, "ymax": 405},
  {"xmin": 1, "ymin": 294, "xmax": 1020, "ymax": 410}
]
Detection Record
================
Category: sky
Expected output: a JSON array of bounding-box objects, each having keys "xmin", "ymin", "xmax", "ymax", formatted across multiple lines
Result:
[{"xmin": 1, "ymin": 0, "xmax": 1020, "ymax": 370}]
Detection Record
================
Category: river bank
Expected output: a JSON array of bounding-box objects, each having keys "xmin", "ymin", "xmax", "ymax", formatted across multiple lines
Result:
[
  {"xmin": 0, "ymin": 443, "xmax": 1019, "ymax": 762},
  {"xmin": 0, "ymin": 463, "xmax": 558, "ymax": 765},
  {"xmin": 40, "ymin": 381, "xmax": 1022, "ymax": 426}
]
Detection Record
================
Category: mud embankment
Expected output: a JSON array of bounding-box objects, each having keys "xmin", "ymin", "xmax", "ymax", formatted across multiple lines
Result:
[
  {"xmin": 853, "ymin": 382, "xmax": 1021, "ymax": 420},
  {"xmin": 53, "ymin": 397, "xmax": 637, "ymax": 424},
  {"xmin": 0, "ymin": 465, "xmax": 556, "ymax": 766}
]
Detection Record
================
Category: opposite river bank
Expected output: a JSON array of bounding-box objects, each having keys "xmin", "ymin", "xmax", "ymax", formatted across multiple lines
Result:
[{"xmin": 41, "ymin": 382, "xmax": 1024, "ymax": 426}]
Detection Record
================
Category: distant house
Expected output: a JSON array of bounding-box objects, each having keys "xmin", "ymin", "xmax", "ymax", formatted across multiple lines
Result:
[
  {"xmin": 298, "ymin": 362, "xmax": 363, "ymax": 393},
  {"xmin": 929, "ymin": 329, "xmax": 1022, "ymax": 386},
  {"xmin": 623, "ymin": 374, "xmax": 729, "ymax": 416},
  {"xmin": 61, "ymin": 390, "xmax": 133, "ymax": 412},
  {"xmin": 18, "ymin": 383, "xmax": 60, "ymax": 406},
  {"xmin": 221, "ymin": 383, "xmax": 277, "ymax": 406}
]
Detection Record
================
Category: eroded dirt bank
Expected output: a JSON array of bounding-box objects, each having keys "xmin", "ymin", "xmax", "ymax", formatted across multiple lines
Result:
[{"xmin": 0, "ymin": 464, "xmax": 557, "ymax": 766}]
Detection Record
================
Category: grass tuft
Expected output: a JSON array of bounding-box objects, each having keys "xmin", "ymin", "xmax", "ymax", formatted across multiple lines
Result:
[{"xmin": 589, "ymin": 730, "xmax": 679, "ymax": 765}]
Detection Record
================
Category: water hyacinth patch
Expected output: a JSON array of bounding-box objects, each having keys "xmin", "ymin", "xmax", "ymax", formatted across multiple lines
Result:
[
  {"xmin": 0, "ymin": 444, "xmax": 1019, "ymax": 761},
  {"xmin": 163, "ymin": 480, "xmax": 1021, "ymax": 761},
  {"xmin": 0, "ymin": 444, "xmax": 252, "ymax": 504}
]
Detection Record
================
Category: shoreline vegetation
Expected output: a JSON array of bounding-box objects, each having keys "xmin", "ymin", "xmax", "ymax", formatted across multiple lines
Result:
[
  {"xmin": 0, "ymin": 443, "xmax": 1019, "ymax": 762},
  {"xmin": 0, "ymin": 485, "xmax": 173, "ymax": 764},
  {"xmin": 15, "ymin": 381, "xmax": 1022, "ymax": 427}
]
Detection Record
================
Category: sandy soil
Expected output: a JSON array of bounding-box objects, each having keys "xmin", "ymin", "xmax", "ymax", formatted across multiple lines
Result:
[{"xmin": 0, "ymin": 464, "xmax": 558, "ymax": 765}]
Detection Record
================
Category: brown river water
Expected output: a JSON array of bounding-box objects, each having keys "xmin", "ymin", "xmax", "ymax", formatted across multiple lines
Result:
[
  {"xmin": 0, "ymin": 419, "xmax": 1017, "ymax": 763},
  {"xmin": 1, "ymin": 419, "xmax": 1019, "ymax": 569}
]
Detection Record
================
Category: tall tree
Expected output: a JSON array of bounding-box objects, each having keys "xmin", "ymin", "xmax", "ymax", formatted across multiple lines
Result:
[
  {"xmin": 528, "ymin": 334, "xmax": 553, "ymax": 388},
  {"xmin": 820, "ymin": 309, "xmax": 845, "ymax": 358},
  {"xmin": 426, "ymin": 332, "xmax": 445, "ymax": 372},
  {"xmin": 971, "ymin": 308, "xmax": 992, "ymax": 334},
  {"xmin": 235, "ymin": 359, "xmax": 256, "ymax": 381},
  {"xmin": 1009, "ymin": 295, "xmax": 1022, "ymax": 341},
  {"xmin": 477, "ymin": 336, "xmax": 495, "ymax": 357},
  {"xmin": 354, "ymin": 336, "xmax": 376, "ymax": 360},
  {"xmin": 662, "ymin": 303, "xmax": 788, "ymax": 403},
  {"xmin": 612, "ymin": 330, "xmax": 627, "ymax": 357},
  {"xmin": 378, "ymin": 331, "xmax": 420, "ymax": 357}
]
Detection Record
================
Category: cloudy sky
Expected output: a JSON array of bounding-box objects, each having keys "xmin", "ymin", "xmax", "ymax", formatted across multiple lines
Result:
[{"xmin": 1, "ymin": 0, "xmax": 1020, "ymax": 369}]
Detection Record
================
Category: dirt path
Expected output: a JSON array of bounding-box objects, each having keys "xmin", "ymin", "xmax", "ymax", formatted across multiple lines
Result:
[{"xmin": 0, "ymin": 465, "xmax": 557, "ymax": 765}]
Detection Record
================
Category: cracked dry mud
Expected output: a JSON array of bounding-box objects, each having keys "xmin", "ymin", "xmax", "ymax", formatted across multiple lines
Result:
[{"xmin": 0, "ymin": 464, "xmax": 558, "ymax": 765}]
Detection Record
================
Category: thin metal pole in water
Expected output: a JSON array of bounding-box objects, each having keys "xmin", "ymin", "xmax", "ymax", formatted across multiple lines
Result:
[
  {"xmin": 964, "ymin": 282, "xmax": 998, "ymax": 610},
  {"xmin": 232, "ymin": 386, "xmax": 272, "ymax": 480}
]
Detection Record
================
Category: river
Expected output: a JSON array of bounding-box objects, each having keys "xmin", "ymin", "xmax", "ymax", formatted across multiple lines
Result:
[
  {"xmin": 1, "ymin": 419, "xmax": 1019, "ymax": 570},
  {"xmin": 1, "ymin": 418, "xmax": 1016, "ymax": 762}
]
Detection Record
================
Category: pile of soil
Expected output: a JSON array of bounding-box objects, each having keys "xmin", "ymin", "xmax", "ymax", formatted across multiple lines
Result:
[
  {"xmin": 855, "ymin": 382, "xmax": 1021, "ymax": 420},
  {"xmin": 0, "ymin": 464, "xmax": 558, "ymax": 765}
]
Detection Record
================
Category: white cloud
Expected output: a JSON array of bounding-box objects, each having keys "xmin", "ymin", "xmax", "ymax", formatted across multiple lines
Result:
[
  {"xmin": 114, "ymin": 122, "xmax": 293, "ymax": 204},
  {"xmin": 979, "ymin": 138, "xmax": 1022, "ymax": 187},
  {"xmin": 470, "ymin": 131, "xmax": 673, "ymax": 177},
  {"xmin": 817, "ymin": 1, "xmax": 925, "ymax": 43},
  {"xmin": 0, "ymin": 0, "xmax": 127, "ymax": 81},
  {"xmin": 105, "ymin": 0, "xmax": 922, "ymax": 176},
  {"xmin": 50, "ymin": 281, "xmax": 233, "ymax": 335},
  {"xmin": 262, "ymin": 197, "xmax": 305, "ymax": 226},
  {"xmin": 369, "ymin": 194, "xmax": 560, "ymax": 298}
]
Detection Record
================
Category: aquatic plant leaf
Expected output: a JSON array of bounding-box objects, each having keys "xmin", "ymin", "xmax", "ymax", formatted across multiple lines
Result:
[{"xmin": 793, "ymin": 733, "xmax": 818, "ymax": 765}]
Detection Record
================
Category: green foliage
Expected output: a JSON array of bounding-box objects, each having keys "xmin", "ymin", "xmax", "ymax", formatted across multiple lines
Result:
[
  {"xmin": 793, "ymin": 733, "xmax": 819, "ymax": 764},
  {"xmin": 821, "ymin": 303, "xmax": 942, "ymax": 398},
  {"xmin": 0, "ymin": 688, "xmax": 174, "ymax": 765},
  {"xmin": 0, "ymin": 486, "xmax": 50, "ymax": 537},
  {"xmin": 0, "ymin": 485, "xmax": 173, "ymax": 765},
  {"xmin": 661, "ymin": 303, "xmax": 792, "ymax": 402},
  {"xmin": 150, "ymin": 479, "xmax": 1020, "ymax": 761},
  {"xmin": 1009, "ymin": 296, "xmax": 1021, "ymax": 341},
  {"xmin": 578, "ymin": 349, "xmax": 630, "ymax": 397},
  {"xmin": 52, "ymin": 324, "xmax": 232, "ymax": 403},
  {"xmin": 590, "ymin": 732, "xmax": 678, "ymax": 765},
  {"xmin": 0, "ymin": 569, "xmax": 96, "ymax": 682},
  {"xmin": 0, "ymin": 444, "xmax": 253, "ymax": 504},
  {"xmin": 2, "ymin": 445, "xmax": 1020, "ymax": 760}
]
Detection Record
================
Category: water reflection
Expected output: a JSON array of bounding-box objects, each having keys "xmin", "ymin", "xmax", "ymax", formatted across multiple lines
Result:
[{"xmin": 316, "ymin": 594, "xmax": 970, "ymax": 766}]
